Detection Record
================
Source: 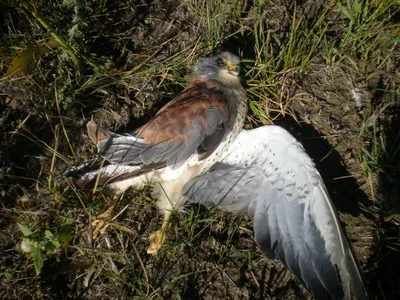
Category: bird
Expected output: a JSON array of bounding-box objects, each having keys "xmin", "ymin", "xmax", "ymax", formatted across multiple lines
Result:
[
  {"xmin": 182, "ymin": 125, "xmax": 369, "ymax": 300},
  {"xmin": 64, "ymin": 51, "xmax": 248, "ymax": 254}
]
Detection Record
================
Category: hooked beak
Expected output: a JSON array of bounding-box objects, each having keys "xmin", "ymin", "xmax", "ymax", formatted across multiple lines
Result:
[{"xmin": 228, "ymin": 64, "xmax": 240, "ymax": 77}]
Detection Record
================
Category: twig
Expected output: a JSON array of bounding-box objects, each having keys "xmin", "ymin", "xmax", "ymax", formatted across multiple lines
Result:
[
  {"xmin": 130, "ymin": 239, "xmax": 151, "ymax": 296},
  {"xmin": 48, "ymin": 124, "xmax": 60, "ymax": 190}
]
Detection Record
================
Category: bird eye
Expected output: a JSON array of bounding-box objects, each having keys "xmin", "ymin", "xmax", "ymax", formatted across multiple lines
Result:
[{"xmin": 216, "ymin": 58, "xmax": 224, "ymax": 67}]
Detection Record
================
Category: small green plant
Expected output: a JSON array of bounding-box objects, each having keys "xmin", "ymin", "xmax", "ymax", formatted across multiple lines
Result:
[
  {"xmin": 337, "ymin": 0, "xmax": 399, "ymax": 61},
  {"xmin": 247, "ymin": 251, "xmax": 258, "ymax": 270},
  {"xmin": 18, "ymin": 223, "xmax": 71, "ymax": 275}
]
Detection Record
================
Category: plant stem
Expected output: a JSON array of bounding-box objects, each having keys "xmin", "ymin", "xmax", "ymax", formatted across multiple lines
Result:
[{"xmin": 20, "ymin": 0, "xmax": 81, "ymax": 67}]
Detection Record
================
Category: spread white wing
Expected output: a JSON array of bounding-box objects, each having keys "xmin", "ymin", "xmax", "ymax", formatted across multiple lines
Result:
[{"xmin": 182, "ymin": 126, "xmax": 368, "ymax": 300}]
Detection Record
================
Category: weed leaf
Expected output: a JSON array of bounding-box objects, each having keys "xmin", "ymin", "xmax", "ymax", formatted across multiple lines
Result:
[
  {"xmin": 60, "ymin": 224, "xmax": 72, "ymax": 253},
  {"xmin": 5, "ymin": 40, "xmax": 60, "ymax": 76},
  {"xmin": 17, "ymin": 223, "xmax": 33, "ymax": 237},
  {"xmin": 44, "ymin": 230, "xmax": 53, "ymax": 238},
  {"xmin": 33, "ymin": 246, "xmax": 44, "ymax": 275}
]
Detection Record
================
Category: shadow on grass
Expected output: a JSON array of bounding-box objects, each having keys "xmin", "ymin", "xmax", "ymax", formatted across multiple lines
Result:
[
  {"xmin": 368, "ymin": 92, "xmax": 400, "ymax": 299},
  {"xmin": 273, "ymin": 110, "xmax": 400, "ymax": 299}
]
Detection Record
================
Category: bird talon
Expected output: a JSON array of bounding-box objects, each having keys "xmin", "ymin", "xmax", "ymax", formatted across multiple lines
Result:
[
  {"xmin": 146, "ymin": 230, "xmax": 165, "ymax": 255},
  {"xmin": 91, "ymin": 204, "xmax": 115, "ymax": 239}
]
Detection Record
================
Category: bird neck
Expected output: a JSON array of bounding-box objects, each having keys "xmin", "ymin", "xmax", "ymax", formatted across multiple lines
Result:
[{"xmin": 217, "ymin": 70, "xmax": 243, "ymax": 89}]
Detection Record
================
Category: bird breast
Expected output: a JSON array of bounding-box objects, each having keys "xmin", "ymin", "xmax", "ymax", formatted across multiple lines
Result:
[{"xmin": 200, "ymin": 87, "xmax": 247, "ymax": 171}]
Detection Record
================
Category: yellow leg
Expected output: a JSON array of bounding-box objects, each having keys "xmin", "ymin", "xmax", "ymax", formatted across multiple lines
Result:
[
  {"xmin": 147, "ymin": 211, "xmax": 171, "ymax": 254},
  {"xmin": 91, "ymin": 194, "xmax": 122, "ymax": 239}
]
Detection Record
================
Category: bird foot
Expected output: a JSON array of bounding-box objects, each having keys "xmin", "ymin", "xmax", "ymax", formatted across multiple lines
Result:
[
  {"xmin": 91, "ymin": 204, "xmax": 115, "ymax": 239},
  {"xmin": 147, "ymin": 229, "xmax": 165, "ymax": 255}
]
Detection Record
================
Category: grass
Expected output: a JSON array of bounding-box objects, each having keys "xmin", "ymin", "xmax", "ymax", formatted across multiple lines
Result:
[{"xmin": 0, "ymin": 0, "xmax": 399, "ymax": 299}]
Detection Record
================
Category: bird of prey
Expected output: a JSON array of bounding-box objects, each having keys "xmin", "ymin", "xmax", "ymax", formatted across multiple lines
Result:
[
  {"xmin": 182, "ymin": 125, "xmax": 369, "ymax": 300},
  {"xmin": 65, "ymin": 52, "xmax": 247, "ymax": 254}
]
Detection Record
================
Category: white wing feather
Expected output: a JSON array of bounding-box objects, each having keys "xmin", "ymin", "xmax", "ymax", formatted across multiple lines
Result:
[{"xmin": 183, "ymin": 125, "xmax": 368, "ymax": 300}]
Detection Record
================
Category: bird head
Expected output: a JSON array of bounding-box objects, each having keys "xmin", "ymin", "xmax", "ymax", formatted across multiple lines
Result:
[
  {"xmin": 216, "ymin": 51, "xmax": 241, "ymax": 77},
  {"xmin": 193, "ymin": 52, "xmax": 242, "ymax": 85}
]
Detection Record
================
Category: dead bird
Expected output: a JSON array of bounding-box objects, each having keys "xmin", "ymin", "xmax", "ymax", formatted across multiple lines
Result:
[{"xmin": 64, "ymin": 51, "xmax": 248, "ymax": 254}]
